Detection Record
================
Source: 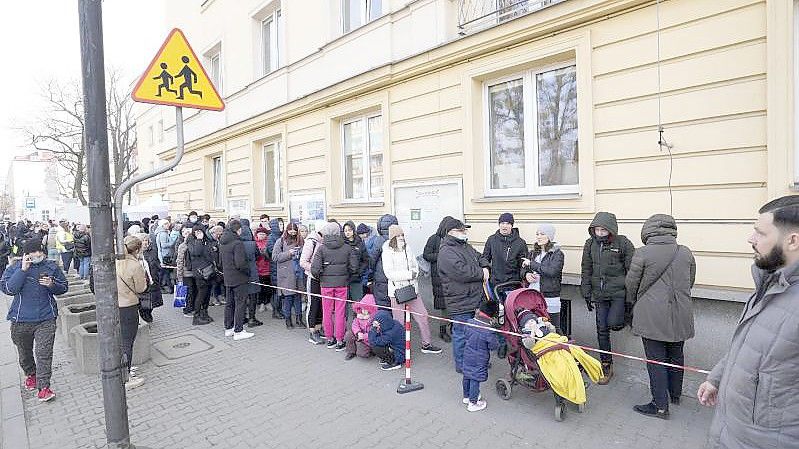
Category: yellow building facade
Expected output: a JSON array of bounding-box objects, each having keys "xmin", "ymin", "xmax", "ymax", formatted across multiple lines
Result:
[{"xmin": 135, "ymin": 0, "xmax": 796, "ymax": 316}]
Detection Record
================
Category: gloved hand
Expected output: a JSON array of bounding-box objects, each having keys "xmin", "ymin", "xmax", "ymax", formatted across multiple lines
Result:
[{"xmin": 585, "ymin": 298, "xmax": 594, "ymax": 312}]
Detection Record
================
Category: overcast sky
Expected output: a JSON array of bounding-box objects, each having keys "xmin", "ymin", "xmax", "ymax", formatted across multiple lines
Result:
[{"xmin": 0, "ymin": 0, "xmax": 166, "ymax": 173}]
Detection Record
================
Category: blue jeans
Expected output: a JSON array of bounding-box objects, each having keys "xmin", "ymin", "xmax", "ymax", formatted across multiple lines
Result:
[
  {"xmin": 282, "ymin": 294, "xmax": 302, "ymax": 319},
  {"xmin": 79, "ymin": 256, "xmax": 91, "ymax": 279},
  {"xmin": 595, "ymin": 299, "xmax": 625, "ymax": 364},
  {"xmin": 451, "ymin": 312, "xmax": 473, "ymax": 372},
  {"xmin": 462, "ymin": 377, "xmax": 481, "ymax": 403}
]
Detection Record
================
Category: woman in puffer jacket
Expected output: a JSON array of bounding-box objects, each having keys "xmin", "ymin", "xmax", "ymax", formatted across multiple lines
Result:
[
  {"xmin": 522, "ymin": 224, "xmax": 565, "ymax": 333},
  {"xmin": 381, "ymin": 225, "xmax": 442, "ymax": 355}
]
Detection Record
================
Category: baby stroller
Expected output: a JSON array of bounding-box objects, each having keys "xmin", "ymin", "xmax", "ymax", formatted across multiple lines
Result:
[{"xmin": 493, "ymin": 281, "xmax": 586, "ymax": 421}]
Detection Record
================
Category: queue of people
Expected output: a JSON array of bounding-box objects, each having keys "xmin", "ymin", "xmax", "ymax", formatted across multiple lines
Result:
[{"xmin": 2, "ymin": 194, "xmax": 798, "ymax": 449}]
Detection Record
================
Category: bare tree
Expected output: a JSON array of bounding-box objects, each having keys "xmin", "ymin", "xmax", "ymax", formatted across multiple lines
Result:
[{"xmin": 23, "ymin": 71, "xmax": 138, "ymax": 205}]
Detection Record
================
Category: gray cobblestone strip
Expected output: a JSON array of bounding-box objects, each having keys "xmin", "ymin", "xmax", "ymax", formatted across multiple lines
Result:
[{"xmin": 0, "ymin": 298, "xmax": 30, "ymax": 449}]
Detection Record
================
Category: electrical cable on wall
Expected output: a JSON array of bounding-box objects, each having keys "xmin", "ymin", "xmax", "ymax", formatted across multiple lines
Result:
[{"xmin": 655, "ymin": 0, "xmax": 675, "ymax": 216}]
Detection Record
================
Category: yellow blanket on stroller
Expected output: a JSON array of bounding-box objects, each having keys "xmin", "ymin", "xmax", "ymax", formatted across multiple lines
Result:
[{"xmin": 531, "ymin": 334, "xmax": 604, "ymax": 405}]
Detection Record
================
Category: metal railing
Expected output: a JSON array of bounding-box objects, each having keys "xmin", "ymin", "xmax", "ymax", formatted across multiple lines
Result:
[{"xmin": 457, "ymin": 0, "xmax": 566, "ymax": 34}]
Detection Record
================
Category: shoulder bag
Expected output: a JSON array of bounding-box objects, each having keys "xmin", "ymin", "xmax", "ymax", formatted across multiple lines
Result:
[{"xmin": 394, "ymin": 248, "xmax": 417, "ymax": 304}]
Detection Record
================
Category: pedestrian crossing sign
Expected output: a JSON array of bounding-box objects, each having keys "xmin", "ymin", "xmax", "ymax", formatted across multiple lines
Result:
[{"xmin": 132, "ymin": 28, "xmax": 224, "ymax": 111}]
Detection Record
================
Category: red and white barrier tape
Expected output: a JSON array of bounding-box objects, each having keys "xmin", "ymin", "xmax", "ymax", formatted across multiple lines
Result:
[{"xmin": 159, "ymin": 266, "xmax": 711, "ymax": 375}]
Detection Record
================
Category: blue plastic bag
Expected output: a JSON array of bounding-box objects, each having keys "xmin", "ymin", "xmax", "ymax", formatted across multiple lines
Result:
[{"xmin": 173, "ymin": 283, "xmax": 187, "ymax": 308}]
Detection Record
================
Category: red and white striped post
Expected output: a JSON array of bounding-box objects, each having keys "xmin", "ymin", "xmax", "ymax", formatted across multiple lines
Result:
[{"xmin": 397, "ymin": 304, "xmax": 424, "ymax": 394}]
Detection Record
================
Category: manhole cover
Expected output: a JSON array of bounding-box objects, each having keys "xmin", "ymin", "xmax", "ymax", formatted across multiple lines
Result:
[{"xmin": 153, "ymin": 334, "xmax": 213, "ymax": 361}]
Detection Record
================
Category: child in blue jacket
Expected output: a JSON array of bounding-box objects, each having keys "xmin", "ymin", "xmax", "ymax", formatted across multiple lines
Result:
[
  {"xmin": 368, "ymin": 309, "xmax": 405, "ymax": 371},
  {"xmin": 462, "ymin": 301, "xmax": 500, "ymax": 412}
]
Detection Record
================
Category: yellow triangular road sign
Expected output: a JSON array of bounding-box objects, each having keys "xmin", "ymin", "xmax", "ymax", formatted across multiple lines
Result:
[{"xmin": 132, "ymin": 28, "xmax": 224, "ymax": 111}]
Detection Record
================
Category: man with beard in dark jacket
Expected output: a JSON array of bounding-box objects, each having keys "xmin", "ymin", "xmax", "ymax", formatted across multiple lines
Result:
[
  {"xmin": 219, "ymin": 220, "xmax": 254, "ymax": 341},
  {"xmin": 437, "ymin": 218, "xmax": 490, "ymax": 374},
  {"xmin": 483, "ymin": 213, "xmax": 528, "ymax": 296},
  {"xmin": 424, "ymin": 216, "xmax": 455, "ymax": 343},
  {"xmin": 581, "ymin": 211, "xmax": 635, "ymax": 384},
  {"xmin": 366, "ymin": 214, "xmax": 398, "ymax": 307}
]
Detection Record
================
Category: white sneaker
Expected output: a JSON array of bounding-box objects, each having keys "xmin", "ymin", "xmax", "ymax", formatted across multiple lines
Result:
[
  {"xmin": 125, "ymin": 376, "xmax": 145, "ymax": 391},
  {"xmin": 463, "ymin": 395, "xmax": 482, "ymax": 405},
  {"xmin": 467, "ymin": 400, "xmax": 487, "ymax": 412},
  {"xmin": 224, "ymin": 329, "xmax": 234, "ymax": 337},
  {"xmin": 233, "ymin": 330, "xmax": 254, "ymax": 341}
]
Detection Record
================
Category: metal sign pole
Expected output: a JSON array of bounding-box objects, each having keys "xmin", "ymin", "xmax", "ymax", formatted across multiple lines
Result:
[
  {"xmin": 77, "ymin": 0, "xmax": 131, "ymax": 447},
  {"xmin": 113, "ymin": 106, "xmax": 184, "ymax": 255}
]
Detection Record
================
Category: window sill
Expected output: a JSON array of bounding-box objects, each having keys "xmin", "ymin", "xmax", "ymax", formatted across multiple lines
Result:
[
  {"xmin": 473, "ymin": 192, "xmax": 581, "ymax": 202},
  {"xmin": 254, "ymin": 205, "xmax": 285, "ymax": 211},
  {"xmin": 330, "ymin": 200, "xmax": 385, "ymax": 208}
]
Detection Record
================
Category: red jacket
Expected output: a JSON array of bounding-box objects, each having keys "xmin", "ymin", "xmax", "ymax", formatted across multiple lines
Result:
[{"xmin": 255, "ymin": 238, "xmax": 270, "ymax": 277}]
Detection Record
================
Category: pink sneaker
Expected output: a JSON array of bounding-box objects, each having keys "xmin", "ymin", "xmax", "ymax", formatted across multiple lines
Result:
[
  {"xmin": 37, "ymin": 387, "xmax": 56, "ymax": 402},
  {"xmin": 24, "ymin": 375, "xmax": 36, "ymax": 391}
]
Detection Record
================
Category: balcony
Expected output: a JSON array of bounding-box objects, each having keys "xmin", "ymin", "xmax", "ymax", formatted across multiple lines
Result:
[{"xmin": 457, "ymin": 0, "xmax": 565, "ymax": 34}]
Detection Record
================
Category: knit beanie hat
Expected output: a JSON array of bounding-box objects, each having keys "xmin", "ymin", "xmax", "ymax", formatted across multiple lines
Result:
[
  {"xmin": 537, "ymin": 223, "xmax": 556, "ymax": 242},
  {"xmin": 356, "ymin": 223, "xmax": 370, "ymax": 235},
  {"xmin": 320, "ymin": 222, "xmax": 341, "ymax": 237},
  {"xmin": 498, "ymin": 213, "xmax": 514, "ymax": 225},
  {"xmin": 478, "ymin": 300, "xmax": 499, "ymax": 318},
  {"xmin": 388, "ymin": 224, "xmax": 404, "ymax": 241}
]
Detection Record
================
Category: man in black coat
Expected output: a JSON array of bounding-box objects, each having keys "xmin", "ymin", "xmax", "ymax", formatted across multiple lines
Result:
[
  {"xmin": 219, "ymin": 220, "xmax": 253, "ymax": 340},
  {"xmin": 437, "ymin": 219, "xmax": 490, "ymax": 374},
  {"xmin": 482, "ymin": 212, "xmax": 528, "ymax": 299}
]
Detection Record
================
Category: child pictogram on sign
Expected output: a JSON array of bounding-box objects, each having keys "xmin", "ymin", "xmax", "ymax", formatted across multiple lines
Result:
[
  {"xmin": 176, "ymin": 56, "xmax": 203, "ymax": 100},
  {"xmin": 153, "ymin": 63, "xmax": 177, "ymax": 97}
]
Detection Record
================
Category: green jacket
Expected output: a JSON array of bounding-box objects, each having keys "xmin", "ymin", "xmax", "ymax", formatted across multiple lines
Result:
[{"xmin": 580, "ymin": 212, "xmax": 635, "ymax": 302}]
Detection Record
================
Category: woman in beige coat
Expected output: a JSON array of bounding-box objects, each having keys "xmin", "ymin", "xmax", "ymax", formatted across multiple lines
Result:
[{"xmin": 116, "ymin": 235, "xmax": 148, "ymax": 390}]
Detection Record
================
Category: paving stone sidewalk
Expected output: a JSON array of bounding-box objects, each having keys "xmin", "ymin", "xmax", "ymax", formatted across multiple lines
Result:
[{"xmin": 1, "ymin": 290, "xmax": 715, "ymax": 449}]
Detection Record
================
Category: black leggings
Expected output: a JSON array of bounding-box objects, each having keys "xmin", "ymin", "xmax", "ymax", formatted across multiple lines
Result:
[
  {"xmin": 119, "ymin": 305, "xmax": 139, "ymax": 372},
  {"xmin": 192, "ymin": 276, "xmax": 211, "ymax": 314},
  {"xmin": 307, "ymin": 277, "xmax": 322, "ymax": 328}
]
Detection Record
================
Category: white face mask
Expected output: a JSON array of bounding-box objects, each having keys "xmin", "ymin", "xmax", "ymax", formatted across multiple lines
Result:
[
  {"xmin": 30, "ymin": 254, "xmax": 46, "ymax": 264},
  {"xmin": 453, "ymin": 232, "xmax": 468, "ymax": 242}
]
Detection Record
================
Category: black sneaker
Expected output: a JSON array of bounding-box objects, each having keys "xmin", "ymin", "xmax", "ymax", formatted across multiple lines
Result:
[
  {"xmin": 380, "ymin": 361, "xmax": 402, "ymax": 371},
  {"xmin": 326, "ymin": 339, "xmax": 336, "ymax": 349},
  {"xmin": 345, "ymin": 353, "xmax": 356, "ymax": 361},
  {"xmin": 670, "ymin": 395, "xmax": 681, "ymax": 405},
  {"xmin": 633, "ymin": 402, "xmax": 669, "ymax": 420},
  {"xmin": 421, "ymin": 343, "xmax": 443, "ymax": 354},
  {"xmin": 335, "ymin": 342, "xmax": 346, "ymax": 352}
]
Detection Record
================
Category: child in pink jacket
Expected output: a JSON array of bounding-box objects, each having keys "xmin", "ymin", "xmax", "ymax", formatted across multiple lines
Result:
[{"xmin": 344, "ymin": 294, "xmax": 377, "ymax": 360}]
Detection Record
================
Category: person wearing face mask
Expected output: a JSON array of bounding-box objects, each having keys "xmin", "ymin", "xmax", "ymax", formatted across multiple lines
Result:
[
  {"xmin": 186, "ymin": 225, "xmax": 215, "ymax": 325},
  {"xmin": 382, "ymin": 225, "xmax": 443, "ymax": 354},
  {"xmin": 116, "ymin": 236, "xmax": 149, "ymax": 390},
  {"xmin": 187, "ymin": 211, "xmax": 200, "ymax": 226},
  {"xmin": 437, "ymin": 218, "xmax": 491, "ymax": 373},
  {"xmin": 522, "ymin": 224, "xmax": 565, "ymax": 333},
  {"xmin": 1, "ymin": 239, "xmax": 67, "ymax": 402},
  {"xmin": 580, "ymin": 212, "xmax": 635, "ymax": 384}
]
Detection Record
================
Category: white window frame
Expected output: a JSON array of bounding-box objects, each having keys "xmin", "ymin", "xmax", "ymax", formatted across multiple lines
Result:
[
  {"xmin": 148, "ymin": 125, "xmax": 154, "ymax": 147},
  {"xmin": 261, "ymin": 9, "xmax": 282, "ymax": 76},
  {"xmin": 342, "ymin": 0, "xmax": 382, "ymax": 34},
  {"xmin": 157, "ymin": 119, "xmax": 164, "ymax": 143},
  {"xmin": 341, "ymin": 113, "xmax": 384, "ymax": 202},
  {"xmin": 207, "ymin": 48, "xmax": 223, "ymax": 94},
  {"xmin": 482, "ymin": 61, "xmax": 579, "ymax": 197},
  {"xmin": 262, "ymin": 141, "xmax": 282, "ymax": 206},
  {"xmin": 211, "ymin": 156, "xmax": 224, "ymax": 210}
]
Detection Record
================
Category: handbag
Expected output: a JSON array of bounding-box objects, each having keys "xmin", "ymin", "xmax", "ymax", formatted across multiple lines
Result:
[
  {"xmin": 194, "ymin": 264, "xmax": 215, "ymax": 280},
  {"xmin": 394, "ymin": 249, "xmax": 417, "ymax": 304},
  {"xmin": 173, "ymin": 283, "xmax": 188, "ymax": 308}
]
